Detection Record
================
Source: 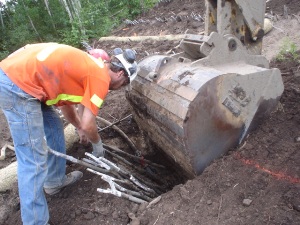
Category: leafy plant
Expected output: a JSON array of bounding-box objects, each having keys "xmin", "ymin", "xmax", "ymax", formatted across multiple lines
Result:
[
  {"xmin": 0, "ymin": 0, "xmax": 160, "ymax": 54},
  {"xmin": 0, "ymin": 50, "xmax": 9, "ymax": 61},
  {"xmin": 276, "ymin": 38, "xmax": 299, "ymax": 62}
]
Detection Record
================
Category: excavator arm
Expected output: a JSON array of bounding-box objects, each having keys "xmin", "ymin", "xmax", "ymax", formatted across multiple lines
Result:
[{"xmin": 205, "ymin": 0, "xmax": 266, "ymax": 54}]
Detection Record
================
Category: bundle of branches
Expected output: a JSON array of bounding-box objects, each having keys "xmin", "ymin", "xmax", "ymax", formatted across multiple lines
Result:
[
  {"xmin": 48, "ymin": 143, "xmax": 166, "ymax": 204},
  {"xmin": 49, "ymin": 113, "xmax": 170, "ymax": 204}
]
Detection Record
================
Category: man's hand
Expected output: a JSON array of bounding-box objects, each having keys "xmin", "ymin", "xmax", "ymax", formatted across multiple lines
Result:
[
  {"xmin": 92, "ymin": 140, "xmax": 105, "ymax": 157},
  {"xmin": 76, "ymin": 127, "xmax": 88, "ymax": 144},
  {"xmin": 60, "ymin": 104, "xmax": 100, "ymax": 143}
]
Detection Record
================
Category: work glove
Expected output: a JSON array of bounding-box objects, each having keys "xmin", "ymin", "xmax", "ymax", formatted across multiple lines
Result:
[{"xmin": 92, "ymin": 140, "xmax": 105, "ymax": 158}]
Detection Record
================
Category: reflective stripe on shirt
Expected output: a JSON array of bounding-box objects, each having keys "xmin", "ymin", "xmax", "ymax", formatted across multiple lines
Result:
[
  {"xmin": 46, "ymin": 94, "xmax": 83, "ymax": 105},
  {"xmin": 90, "ymin": 94, "xmax": 104, "ymax": 108}
]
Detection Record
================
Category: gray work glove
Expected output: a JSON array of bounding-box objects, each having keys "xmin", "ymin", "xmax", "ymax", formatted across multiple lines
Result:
[{"xmin": 92, "ymin": 140, "xmax": 105, "ymax": 157}]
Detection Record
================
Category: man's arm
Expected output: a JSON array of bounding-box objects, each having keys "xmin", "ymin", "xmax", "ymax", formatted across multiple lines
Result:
[
  {"xmin": 77, "ymin": 104, "xmax": 84, "ymax": 119},
  {"xmin": 59, "ymin": 104, "xmax": 104, "ymax": 157},
  {"xmin": 77, "ymin": 105, "xmax": 105, "ymax": 157},
  {"xmin": 80, "ymin": 106, "xmax": 101, "ymax": 143},
  {"xmin": 59, "ymin": 105, "xmax": 88, "ymax": 144},
  {"xmin": 59, "ymin": 105, "xmax": 81, "ymax": 128},
  {"xmin": 59, "ymin": 104, "xmax": 100, "ymax": 143}
]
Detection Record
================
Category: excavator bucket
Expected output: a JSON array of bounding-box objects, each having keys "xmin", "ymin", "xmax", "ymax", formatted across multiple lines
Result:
[{"xmin": 126, "ymin": 0, "xmax": 284, "ymax": 178}]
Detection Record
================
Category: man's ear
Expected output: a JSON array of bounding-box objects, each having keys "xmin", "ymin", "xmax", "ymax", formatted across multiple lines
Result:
[{"xmin": 117, "ymin": 70, "xmax": 125, "ymax": 78}]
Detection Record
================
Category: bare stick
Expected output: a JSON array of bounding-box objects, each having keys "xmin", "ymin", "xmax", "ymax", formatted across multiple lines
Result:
[
  {"xmin": 106, "ymin": 150, "xmax": 164, "ymax": 185},
  {"xmin": 283, "ymin": 5, "xmax": 289, "ymax": 19},
  {"xmin": 0, "ymin": 144, "xmax": 15, "ymax": 161},
  {"xmin": 292, "ymin": 14, "xmax": 300, "ymax": 24},
  {"xmin": 85, "ymin": 152, "xmax": 111, "ymax": 170},
  {"xmin": 96, "ymin": 175, "xmax": 147, "ymax": 204},
  {"xmin": 98, "ymin": 114, "xmax": 132, "ymax": 132},
  {"xmin": 96, "ymin": 116, "xmax": 140, "ymax": 155},
  {"xmin": 107, "ymin": 150, "xmax": 144, "ymax": 173},
  {"xmin": 89, "ymin": 169, "xmax": 152, "ymax": 201},
  {"xmin": 82, "ymin": 158, "xmax": 103, "ymax": 167},
  {"xmin": 104, "ymin": 144, "xmax": 165, "ymax": 169},
  {"xmin": 97, "ymin": 187, "xmax": 146, "ymax": 204},
  {"xmin": 47, "ymin": 148, "xmax": 113, "ymax": 175},
  {"xmin": 85, "ymin": 148, "xmax": 163, "ymax": 196},
  {"xmin": 271, "ymin": 24, "xmax": 285, "ymax": 34},
  {"xmin": 153, "ymin": 212, "xmax": 161, "ymax": 225},
  {"xmin": 102, "ymin": 157, "xmax": 161, "ymax": 195},
  {"xmin": 88, "ymin": 168, "xmax": 153, "ymax": 198},
  {"xmin": 113, "ymin": 181, "xmax": 152, "ymax": 202},
  {"xmin": 217, "ymin": 195, "xmax": 223, "ymax": 224},
  {"xmin": 130, "ymin": 175, "xmax": 155, "ymax": 194}
]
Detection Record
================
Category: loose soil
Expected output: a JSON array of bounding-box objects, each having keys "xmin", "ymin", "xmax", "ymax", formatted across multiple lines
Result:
[{"xmin": 1, "ymin": 0, "xmax": 300, "ymax": 225}]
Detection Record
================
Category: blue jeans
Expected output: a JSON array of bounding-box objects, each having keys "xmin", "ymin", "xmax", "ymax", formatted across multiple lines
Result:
[{"xmin": 0, "ymin": 69, "xmax": 66, "ymax": 225}]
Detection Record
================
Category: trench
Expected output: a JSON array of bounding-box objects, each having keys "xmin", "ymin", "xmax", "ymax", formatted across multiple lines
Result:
[
  {"xmin": 0, "ymin": 116, "xmax": 190, "ymax": 205},
  {"xmin": 97, "ymin": 118, "xmax": 190, "ymax": 198}
]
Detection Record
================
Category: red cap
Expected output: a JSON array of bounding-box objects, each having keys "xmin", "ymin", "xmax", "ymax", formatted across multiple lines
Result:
[{"xmin": 88, "ymin": 49, "xmax": 110, "ymax": 61}]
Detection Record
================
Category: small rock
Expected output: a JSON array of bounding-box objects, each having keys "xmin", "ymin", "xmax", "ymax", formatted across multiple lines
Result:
[
  {"xmin": 12, "ymin": 201, "xmax": 20, "ymax": 212},
  {"xmin": 128, "ymin": 212, "xmax": 135, "ymax": 219},
  {"xmin": 179, "ymin": 186, "xmax": 190, "ymax": 200},
  {"xmin": 62, "ymin": 192, "xmax": 69, "ymax": 199},
  {"xmin": 207, "ymin": 200, "xmax": 212, "ymax": 205},
  {"xmin": 112, "ymin": 210, "xmax": 119, "ymax": 219},
  {"xmin": 292, "ymin": 202, "xmax": 300, "ymax": 212},
  {"xmin": 191, "ymin": 21, "xmax": 201, "ymax": 29},
  {"xmin": 139, "ymin": 216, "xmax": 149, "ymax": 225},
  {"xmin": 83, "ymin": 211, "xmax": 95, "ymax": 220},
  {"xmin": 75, "ymin": 209, "xmax": 81, "ymax": 216},
  {"xmin": 130, "ymin": 203, "xmax": 139, "ymax": 214},
  {"xmin": 225, "ymin": 182, "xmax": 231, "ymax": 187},
  {"xmin": 70, "ymin": 212, "xmax": 76, "ymax": 219},
  {"xmin": 294, "ymin": 136, "xmax": 300, "ymax": 142},
  {"xmin": 128, "ymin": 212, "xmax": 140, "ymax": 225},
  {"xmin": 62, "ymin": 215, "xmax": 68, "ymax": 222},
  {"xmin": 81, "ymin": 207, "xmax": 89, "ymax": 214},
  {"xmin": 244, "ymin": 143, "xmax": 253, "ymax": 150},
  {"xmin": 137, "ymin": 202, "xmax": 148, "ymax": 213},
  {"xmin": 97, "ymin": 206, "xmax": 110, "ymax": 216},
  {"xmin": 176, "ymin": 16, "xmax": 182, "ymax": 22},
  {"xmin": 242, "ymin": 199, "xmax": 253, "ymax": 206}
]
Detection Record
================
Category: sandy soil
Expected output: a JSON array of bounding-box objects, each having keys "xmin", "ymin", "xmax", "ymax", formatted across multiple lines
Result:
[{"xmin": 0, "ymin": 0, "xmax": 300, "ymax": 225}]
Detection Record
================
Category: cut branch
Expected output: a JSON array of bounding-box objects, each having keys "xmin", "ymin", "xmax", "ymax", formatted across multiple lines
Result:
[{"xmin": 104, "ymin": 144, "xmax": 165, "ymax": 169}]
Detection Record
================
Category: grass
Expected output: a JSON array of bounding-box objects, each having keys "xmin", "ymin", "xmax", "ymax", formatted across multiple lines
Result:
[{"xmin": 276, "ymin": 37, "xmax": 300, "ymax": 62}]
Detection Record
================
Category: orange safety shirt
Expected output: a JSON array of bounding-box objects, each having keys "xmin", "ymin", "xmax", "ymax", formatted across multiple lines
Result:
[{"xmin": 0, "ymin": 43, "xmax": 111, "ymax": 116}]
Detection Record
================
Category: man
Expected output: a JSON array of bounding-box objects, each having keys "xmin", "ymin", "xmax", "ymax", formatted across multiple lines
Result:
[{"xmin": 0, "ymin": 43, "xmax": 137, "ymax": 225}]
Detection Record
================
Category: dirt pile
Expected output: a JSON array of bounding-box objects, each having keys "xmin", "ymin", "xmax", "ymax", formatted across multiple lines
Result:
[{"xmin": 1, "ymin": 0, "xmax": 300, "ymax": 225}]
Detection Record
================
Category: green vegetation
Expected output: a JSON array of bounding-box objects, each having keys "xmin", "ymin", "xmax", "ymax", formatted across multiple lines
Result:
[
  {"xmin": 276, "ymin": 37, "xmax": 300, "ymax": 62},
  {"xmin": 0, "ymin": 0, "xmax": 159, "ymax": 60}
]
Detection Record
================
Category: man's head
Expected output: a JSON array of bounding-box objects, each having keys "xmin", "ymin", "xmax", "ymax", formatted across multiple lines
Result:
[
  {"xmin": 107, "ymin": 48, "xmax": 138, "ymax": 89},
  {"xmin": 111, "ymin": 48, "xmax": 137, "ymax": 81},
  {"xmin": 85, "ymin": 43, "xmax": 138, "ymax": 90}
]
